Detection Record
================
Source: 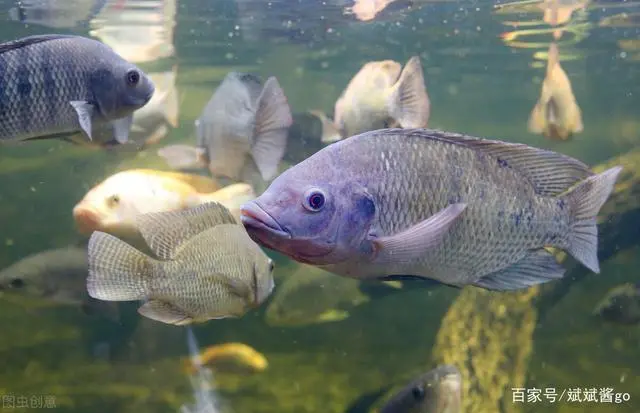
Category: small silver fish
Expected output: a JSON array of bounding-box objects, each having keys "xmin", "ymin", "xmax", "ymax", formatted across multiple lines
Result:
[
  {"xmin": 379, "ymin": 365, "xmax": 462, "ymax": 413},
  {"xmin": 0, "ymin": 245, "xmax": 118, "ymax": 320},
  {"xmin": 87, "ymin": 202, "xmax": 275, "ymax": 326},
  {"xmin": 158, "ymin": 71, "xmax": 292, "ymax": 181},
  {"xmin": 318, "ymin": 56, "xmax": 430, "ymax": 142},
  {"xmin": 0, "ymin": 34, "xmax": 155, "ymax": 144},
  {"xmin": 241, "ymin": 128, "xmax": 622, "ymax": 291}
]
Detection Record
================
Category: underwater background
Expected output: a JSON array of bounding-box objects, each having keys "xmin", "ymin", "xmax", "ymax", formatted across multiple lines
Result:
[{"xmin": 0, "ymin": 0, "xmax": 638, "ymax": 412}]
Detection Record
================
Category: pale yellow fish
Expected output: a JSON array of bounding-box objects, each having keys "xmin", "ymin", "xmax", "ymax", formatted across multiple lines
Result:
[
  {"xmin": 528, "ymin": 42, "xmax": 584, "ymax": 141},
  {"xmin": 314, "ymin": 56, "xmax": 430, "ymax": 141},
  {"xmin": 183, "ymin": 342, "xmax": 268, "ymax": 375},
  {"xmin": 196, "ymin": 183, "xmax": 256, "ymax": 223},
  {"xmin": 73, "ymin": 169, "xmax": 225, "ymax": 239},
  {"xmin": 344, "ymin": 0, "xmax": 400, "ymax": 21},
  {"xmin": 538, "ymin": 0, "xmax": 589, "ymax": 26}
]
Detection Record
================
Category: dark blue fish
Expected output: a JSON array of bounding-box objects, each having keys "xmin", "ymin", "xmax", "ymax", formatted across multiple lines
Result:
[{"xmin": 0, "ymin": 34, "xmax": 155, "ymax": 144}]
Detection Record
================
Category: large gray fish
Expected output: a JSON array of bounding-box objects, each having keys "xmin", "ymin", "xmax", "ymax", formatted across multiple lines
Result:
[
  {"xmin": 87, "ymin": 202, "xmax": 275, "ymax": 326},
  {"xmin": 157, "ymin": 71, "xmax": 292, "ymax": 182},
  {"xmin": 240, "ymin": 128, "xmax": 622, "ymax": 291},
  {"xmin": 0, "ymin": 34, "xmax": 155, "ymax": 144},
  {"xmin": 0, "ymin": 245, "xmax": 118, "ymax": 320}
]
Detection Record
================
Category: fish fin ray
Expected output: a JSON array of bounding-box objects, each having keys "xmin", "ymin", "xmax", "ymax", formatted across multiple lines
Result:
[
  {"xmin": 135, "ymin": 202, "xmax": 237, "ymax": 260},
  {"xmin": 111, "ymin": 115, "xmax": 133, "ymax": 144},
  {"xmin": 138, "ymin": 299, "xmax": 193, "ymax": 325},
  {"xmin": 473, "ymin": 249, "xmax": 565, "ymax": 291},
  {"xmin": 251, "ymin": 77, "xmax": 292, "ymax": 180},
  {"xmin": 372, "ymin": 203, "xmax": 466, "ymax": 265},
  {"xmin": 70, "ymin": 101, "xmax": 95, "ymax": 141},
  {"xmin": 395, "ymin": 129, "xmax": 593, "ymax": 196},
  {"xmin": 388, "ymin": 56, "xmax": 430, "ymax": 128},
  {"xmin": 157, "ymin": 145, "xmax": 208, "ymax": 170},
  {"xmin": 527, "ymin": 102, "xmax": 546, "ymax": 134},
  {"xmin": 87, "ymin": 231, "xmax": 153, "ymax": 301},
  {"xmin": 564, "ymin": 166, "xmax": 623, "ymax": 273},
  {"xmin": 0, "ymin": 34, "xmax": 78, "ymax": 54}
]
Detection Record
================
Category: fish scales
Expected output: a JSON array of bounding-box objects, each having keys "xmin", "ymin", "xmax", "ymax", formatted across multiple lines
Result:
[
  {"xmin": 328, "ymin": 130, "xmax": 570, "ymax": 283},
  {"xmin": 0, "ymin": 35, "xmax": 153, "ymax": 143},
  {"xmin": 0, "ymin": 37, "xmax": 96, "ymax": 140}
]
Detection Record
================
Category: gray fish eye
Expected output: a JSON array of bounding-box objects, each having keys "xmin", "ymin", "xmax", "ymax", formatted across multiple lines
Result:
[
  {"xmin": 302, "ymin": 188, "xmax": 326, "ymax": 212},
  {"xmin": 10, "ymin": 278, "xmax": 24, "ymax": 289},
  {"xmin": 411, "ymin": 385, "xmax": 425, "ymax": 400},
  {"xmin": 126, "ymin": 69, "xmax": 140, "ymax": 86}
]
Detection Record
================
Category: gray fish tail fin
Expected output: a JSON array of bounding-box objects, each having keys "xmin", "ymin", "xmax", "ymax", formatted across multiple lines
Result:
[
  {"xmin": 388, "ymin": 56, "xmax": 431, "ymax": 128},
  {"xmin": 564, "ymin": 166, "xmax": 623, "ymax": 273},
  {"xmin": 87, "ymin": 231, "xmax": 155, "ymax": 301},
  {"xmin": 251, "ymin": 76, "xmax": 293, "ymax": 180}
]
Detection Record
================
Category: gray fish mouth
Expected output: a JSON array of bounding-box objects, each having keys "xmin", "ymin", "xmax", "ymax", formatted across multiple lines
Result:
[{"xmin": 240, "ymin": 201, "xmax": 291, "ymax": 239}]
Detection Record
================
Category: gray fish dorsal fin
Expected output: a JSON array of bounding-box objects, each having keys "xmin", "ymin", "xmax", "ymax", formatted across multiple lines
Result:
[
  {"xmin": 135, "ymin": 202, "xmax": 237, "ymax": 260},
  {"xmin": 0, "ymin": 34, "xmax": 78, "ymax": 54},
  {"xmin": 392, "ymin": 128, "xmax": 594, "ymax": 196}
]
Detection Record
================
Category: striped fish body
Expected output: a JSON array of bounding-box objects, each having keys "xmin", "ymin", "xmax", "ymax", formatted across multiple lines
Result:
[{"xmin": 0, "ymin": 34, "xmax": 154, "ymax": 142}]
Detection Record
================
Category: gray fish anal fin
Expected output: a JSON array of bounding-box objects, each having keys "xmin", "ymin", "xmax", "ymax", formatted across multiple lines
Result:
[
  {"xmin": 396, "ymin": 129, "xmax": 594, "ymax": 196},
  {"xmin": 251, "ymin": 76, "xmax": 293, "ymax": 180},
  {"xmin": 138, "ymin": 300, "xmax": 192, "ymax": 326},
  {"xmin": 388, "ymin": 56, "xmax": 430, "ymax": 128},
  {"xmin": 70, "ymin": 101, "xmax": 95, "ymax": 141},
  {"xmin": 472, "ymin": 249, "xmax": 565, "ymax": 291},
  {"xmin": 0, "ymin": 34, "xmax": 78, "ymax": 54},
  {"xmin": 135, "ymin": 202, "xmax": 237, "ymax": 260},
  {"xmin": 111, "ymin": 115, "xmax": 133, "ymax": 144},
  {"xmin": 372, "ymin": 203, "xmax": 466, "ymax": 265}
]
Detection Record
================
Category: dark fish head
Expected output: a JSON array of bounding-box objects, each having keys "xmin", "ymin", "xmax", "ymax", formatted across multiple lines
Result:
[
  {"xmin": 240, "ymin": 150, "xmax": 376, "ymax": 265},
  {"xmin": 90, "ymin": 43, "xmax": 156, "ymax": 119},
  {"xmin": 380, "ymin": 365, "xmax": 462, "ymax": 413}
]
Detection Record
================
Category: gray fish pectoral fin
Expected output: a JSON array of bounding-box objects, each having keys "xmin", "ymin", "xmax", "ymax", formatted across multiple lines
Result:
[
  {"xmin": 388, "ymin": 56, "xmax": 430, "ymax": 128},
  {"xmin": 138, "ymin": 299, "xmax": 192, "ymax": 326},
  {"xmin": 371, "ymin": 203, "xmax": 466, "ymax": 265},
  {"xmin": 111, "ymin": 115, "xmax": 133, "ymax": 144},
  {"xmin": 70, "ymin": 101, "xmax": 95, "ymax": 141},
  {"xmin": 251, "ymin": 77, "xmax": 293, "ymax": 180},
  {"xmin": 472, "ymin": 249, "xmax": 565, "ymax": 291},
  {"xmin": 157, "ymin": 145, "xmax": 207, "ymax": 170}
]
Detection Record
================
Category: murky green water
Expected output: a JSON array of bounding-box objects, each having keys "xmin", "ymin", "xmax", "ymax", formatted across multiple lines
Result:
[{"xmin": 0, "ymin": 0, "xmax": 638, "ymax": 412}]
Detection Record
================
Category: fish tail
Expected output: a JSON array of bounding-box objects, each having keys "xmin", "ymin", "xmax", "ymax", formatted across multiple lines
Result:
[
  {"xmin": 87, "ymin": 231, "xmax": 155, "ymax": 301},
  {"xmin": 564, "ymin": 166, "xmax": 623, "ymax": 273}
]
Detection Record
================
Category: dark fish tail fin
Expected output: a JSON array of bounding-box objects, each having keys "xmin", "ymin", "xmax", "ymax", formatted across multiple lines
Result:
[
  {"xmin": 87, "ymin": 231, "xmax": 155, "ymax": 301},
  {"xmin": 388, "ymin": 56, "xmax": 430, "ymax": 128},
  {"xmin": 564, "ymin": 166, "xmax": 623, "ymax": 273}
]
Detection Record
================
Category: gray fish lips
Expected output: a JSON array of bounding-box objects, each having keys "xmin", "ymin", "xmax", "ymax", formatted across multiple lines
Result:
[{"xmin": 240, "ymin": 201, "xmax": 291, "ymax": 239}]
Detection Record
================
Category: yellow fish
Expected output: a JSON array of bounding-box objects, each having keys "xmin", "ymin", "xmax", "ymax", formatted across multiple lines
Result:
[
  {"xmin": 73, "ymin": 169, "xmax": 254, "ymax": 239},
  {"xmin": 183, "ymin": 342, "xmax": 268, "ymax": 375}
]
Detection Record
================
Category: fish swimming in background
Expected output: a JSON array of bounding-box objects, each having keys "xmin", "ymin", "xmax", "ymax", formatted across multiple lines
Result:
[
  {"xmin": 183, "ymin": 342, "xmax": 268, "ymax": 375},
  {"xmin": 158, "ymin": 72, "xmax": 293, "ymax": 182},
  {"xmin": 8, "ymin": 0, "xmax": 109, "ymax": 29},
  {"xmin": 0, "ymin": 246, "xmax": 118, "ymax": 321},
  {"xmin": 593, "ymin": 282, "xmax": 640, "ymax": 325},
  {"xmin": 68, "ymin": 66, "xmax": 180, "ymax": 149},
  {"xmin": 0, "ymin": 34, "xmax": 155, "ymax": 144},
  {"xmin": 241, "ymin": 128, "xmax": 622, "ymax": 291},
  {"xmin": 87, "ymin": 202, "xmax": 276, "ymax": 325},
  {"xmin": 378, "ymin": 365, "xmax": 462, "ymax": 413},
  {"xmin": 73, "ymin": 169, "xmax": 254, "ymax": 240},
  {"xmin": 528, "ymin": 42, "xmax": 584, "ymax": 141},
  {"xmin": 315, "ymin": 56, "xmax": 430, "ymax": 142}
]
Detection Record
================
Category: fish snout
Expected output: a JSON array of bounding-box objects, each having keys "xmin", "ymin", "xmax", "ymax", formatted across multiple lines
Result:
[
  {"xmin": 73, "ymin": 204, "xmax": 102, "ymax": 235},
  {"xmin": 239, "ymin": 201, "xmax": 290, "ymax": 239}
]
